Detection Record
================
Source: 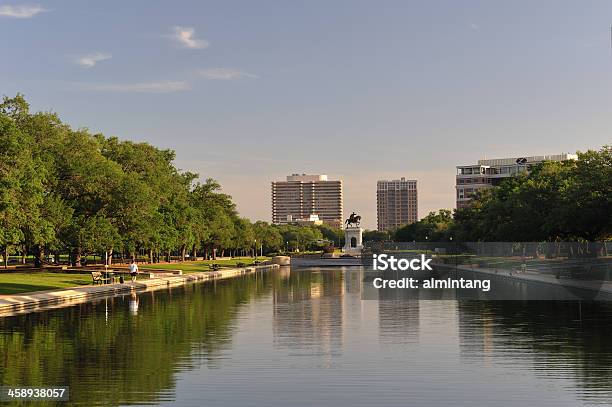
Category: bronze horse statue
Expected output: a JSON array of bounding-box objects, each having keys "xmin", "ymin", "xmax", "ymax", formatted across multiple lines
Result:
[{"xmin": 345, "ymin": 212, "xmax": 361, "ymax": 228}]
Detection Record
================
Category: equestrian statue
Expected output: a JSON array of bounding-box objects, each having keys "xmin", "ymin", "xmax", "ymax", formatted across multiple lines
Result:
[{"xmin": 345, "ymin": 212, "xmax": 361, "ymax": 228}]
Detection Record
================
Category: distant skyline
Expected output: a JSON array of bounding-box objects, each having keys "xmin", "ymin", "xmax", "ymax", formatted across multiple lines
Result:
[{"xmin": 1, "ymin": 1, "xmax": 611, "ymax": 229}]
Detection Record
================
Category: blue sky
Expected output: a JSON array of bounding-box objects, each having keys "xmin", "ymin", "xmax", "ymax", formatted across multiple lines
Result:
[{"xmin": 1, "ymin": 0, "xmax": 611, "ymax": 228}]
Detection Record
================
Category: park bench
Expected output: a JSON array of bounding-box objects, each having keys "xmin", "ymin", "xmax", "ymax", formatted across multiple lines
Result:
[
  {"xmin": 91, "ymin": 271, "xmax": 110, "ymax": 285},
  {"xmin": 209, "ymin": 264, "xmax": 221, "ymax": 271}
]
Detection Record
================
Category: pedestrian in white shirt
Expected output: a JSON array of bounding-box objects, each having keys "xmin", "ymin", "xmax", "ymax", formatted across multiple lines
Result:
[{"xmin": 129, "ymin": 260, "xmax": 139, "ymax": 282}]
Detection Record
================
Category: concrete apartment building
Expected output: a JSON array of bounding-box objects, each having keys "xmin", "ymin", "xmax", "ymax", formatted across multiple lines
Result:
[
  {"xmin": 271, "ymin": 174, "xmax": 343, "ymax": 228},
  {"xmin": 377, "ymin": 178, "xmax": 418, "ymax": 231},
  {"xmin": 456, "ymin": 153, "xmax": 578, "ymax": 209}
]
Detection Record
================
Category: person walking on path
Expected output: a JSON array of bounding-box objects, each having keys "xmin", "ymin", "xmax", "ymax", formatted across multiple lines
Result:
[{"xmin": 129, "ymin": 259, "xmax": 139, "ymax": 282}]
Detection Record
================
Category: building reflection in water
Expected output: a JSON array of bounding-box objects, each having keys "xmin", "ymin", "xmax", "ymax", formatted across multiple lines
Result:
[
  {"xmin": 377, "ymin": 300, "xmax": 420, "ymax": 344},
  {"xmin": 272, "ymin": 268, "xmax": 345, "ymax": 364},
  {"xmin": 456, "ymin": 303, "xmax": 495, "ymax": 364}
]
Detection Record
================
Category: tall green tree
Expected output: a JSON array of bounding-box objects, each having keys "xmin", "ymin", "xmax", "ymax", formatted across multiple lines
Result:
[
  {"xmin": 252, "ymin": 221, "xmax": 283, "ymax": 253},
  {"xmin": 394, "ymin": 210, "xmax": 453, "ymax": 242},
  {"xmin": 0, "ymin": 116, "xmax": 33, "ymax": 266},
  {"xmin": 191, "ymin": 179, "xmax": 238, "ymax": 259}
]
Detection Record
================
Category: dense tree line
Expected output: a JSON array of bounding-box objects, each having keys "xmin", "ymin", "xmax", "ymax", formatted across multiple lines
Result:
[
  {"xmin": 394, "ymin": 146, "xmax": 611, "ymax": 242},
  {"xmin": 0, "ymin": 95, "xmax": 333, "ymax": 267},
  {"xmin": 4, "ymin": 96, "xmax": 606, "ymax": 266}
]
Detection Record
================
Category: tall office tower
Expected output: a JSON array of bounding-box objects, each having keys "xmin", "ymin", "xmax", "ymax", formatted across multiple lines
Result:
[
  {"xmin": 377, "ymin": 178, "xmax": 418, "ymax": 232},
  {"xmin": 456, "ymin": 153, "xmax": 577, "ymax": 209},
  {"xmin": 271, "ymin": 174, "xmax": 343, "ymax": 228}
]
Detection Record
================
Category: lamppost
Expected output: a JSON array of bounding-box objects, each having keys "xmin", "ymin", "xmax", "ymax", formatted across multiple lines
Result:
[
  {"xmin": 425, "ymin": 236, "xmax": 428, "ymax": 257},
  {"xmin": 254, "ymin": 239, "xmax": 257, "ymax": 259},
  {"xmin": 450, "ymin": 236, "xmax": 457, "ymax": 270},
  {"xmin": 450, "ymin": 236, "xmax": 458, "ymax": 298},
  {"xmin": 286, "ymin": 241, "xmax": 289, "ymax": 254}
]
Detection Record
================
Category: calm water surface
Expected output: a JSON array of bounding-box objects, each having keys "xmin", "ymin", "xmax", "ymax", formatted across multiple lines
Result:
[{"xmin": 1, "ymin": 267, "xmax": 612, "ymax": 406}]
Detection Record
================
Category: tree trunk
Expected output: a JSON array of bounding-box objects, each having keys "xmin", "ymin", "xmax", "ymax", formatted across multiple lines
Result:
[
  {"xmin": 180, "ymin": 245, "xmax": 186, "ymax": 262},
  {"xmin": 21, "ymin": 250, "xmax": 26, "ymax": 264},
  {"xmin": 212, "ymin": 247, "xmax": 217, "ymax": 260},
  {"xmin": 3, "ymin": 247, "xmax": 8, "ymax": 269},
  {"xmin": 149, "ymin": 248, "xmax": 154, "ymax": 263},
  {"xmin": 72, "ymin": 247, "xmax": 82, "ymax": 267},
  {"xmin": 107, "ymin": 249, "xmax": 113, "ymax": 266},
  {"xmin": 166, "ymin": 250, "xmax": 171, "ymax": 263},
  {"xmin": 192, "ymin": 245, "xmax": 197, "ymax": 260},
  {"xmin": 34, "ymin": 245, "xmax": 44, "ymax": 268}
]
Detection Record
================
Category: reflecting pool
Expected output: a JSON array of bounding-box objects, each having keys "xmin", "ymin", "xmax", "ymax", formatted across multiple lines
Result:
[{"xmin": 1, "ymin": 267, "xmax": 612, "ymax": 406}]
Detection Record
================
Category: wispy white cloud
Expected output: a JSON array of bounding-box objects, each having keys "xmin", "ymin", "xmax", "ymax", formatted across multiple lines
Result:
[
  {"xmin": 170, "ymin": 26, "xmax": 209, "ymax": 49},
  {"xmin": 0, "ymin": 4, "xmax": 47, "ymax": 18},
  {"xmin": 469, "ymin": 23, "xmax": 479, "ymax": 31},
  {"xmin": 197, "ymin": 68, "xmax": 258, "ymax": 80},
  {"xmin": 77, "ymin": 81, "xmax": 190, "ymax": 93},
  {"xmin": 75, "ymin": 52, "xmax": 112, "ymax": 68}
]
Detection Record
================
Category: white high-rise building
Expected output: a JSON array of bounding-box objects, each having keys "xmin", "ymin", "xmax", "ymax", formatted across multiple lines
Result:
[{"xmin": 271, "ymin": 174, "xmax": 343, "ymax": 228}]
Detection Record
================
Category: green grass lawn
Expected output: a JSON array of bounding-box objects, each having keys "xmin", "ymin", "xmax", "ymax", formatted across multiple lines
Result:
[
  {"xmin": 139, "ymin": 257, "xmax": 269, "ymax": 273},
  {"xmin": 0, "ymin": 272, "xmax": 92, "ymax": 295},
  {"xmin": 0, "ymin": 258, "xmax": 270, "ymax": 295}
]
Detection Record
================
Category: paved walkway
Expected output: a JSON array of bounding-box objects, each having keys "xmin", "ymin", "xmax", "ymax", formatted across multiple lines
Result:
[
  {"xmin": 0, "ymin": 264, "xmax": 278, "ymax": 317},
  {"xmin": 449, "ymin": 263, "xmax": 612, "ymax": 297}
]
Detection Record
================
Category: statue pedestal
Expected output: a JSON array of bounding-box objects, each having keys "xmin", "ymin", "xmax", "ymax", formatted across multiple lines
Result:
[{"xmin": 343, "ymin": 226, "xmax": 363, "ymax": 256}]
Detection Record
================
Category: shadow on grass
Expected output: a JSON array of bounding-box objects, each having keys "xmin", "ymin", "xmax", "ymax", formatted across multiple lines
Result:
[
  {"xmin": 0, "ymin": 281, "xmax": 90, "ymax": 295},
  {"xmin": 64, "ymin": 280, "xmax": 91, "ymax": 286},
  {"xmin": 0, "ymin": 283, "xmax": 63, "ymax": 295}
]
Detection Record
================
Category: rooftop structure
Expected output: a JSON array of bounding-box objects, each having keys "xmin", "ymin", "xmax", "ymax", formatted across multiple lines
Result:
[{"xmin": 456, "ymin": 153, "xmax": 578, "ymax": 209}]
